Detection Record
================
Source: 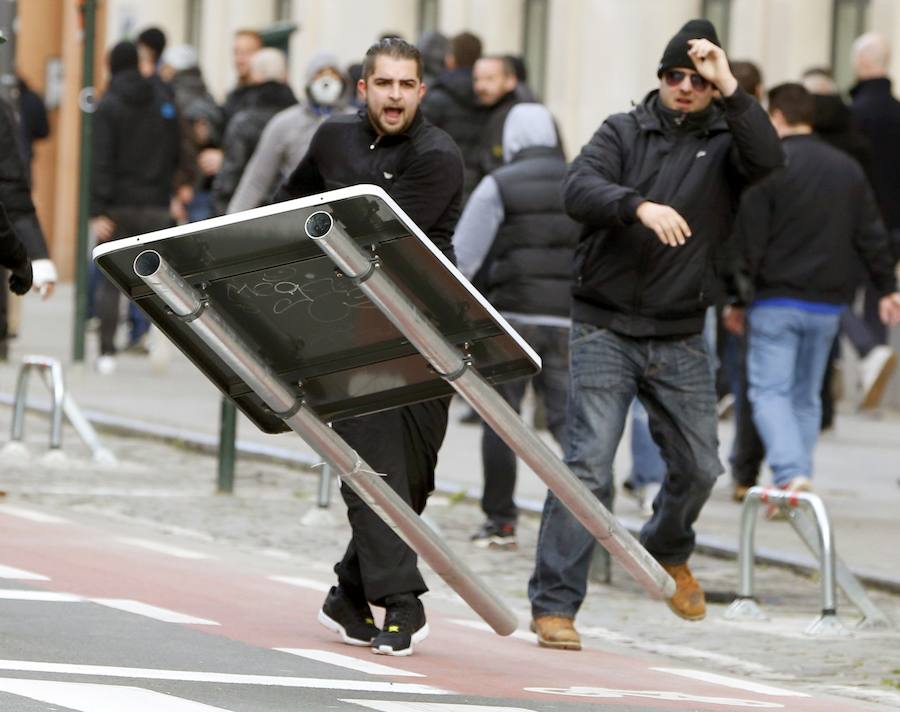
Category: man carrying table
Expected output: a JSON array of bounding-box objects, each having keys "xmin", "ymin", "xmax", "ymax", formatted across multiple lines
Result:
[{"xmin": 275, "ymin": 37, "xmax": 464, "ymax": 657}]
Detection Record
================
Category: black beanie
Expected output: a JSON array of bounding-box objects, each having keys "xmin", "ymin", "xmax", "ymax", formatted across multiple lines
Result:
[
  {"xmin": 137, "ymin": 27, "xmax": 167, "ymax": 61},
  {"xmin": 657, "ymin": 19, "xmax": 720, "ymax": 76},
  {"xmin": 109, "ymin": 41, "xmax": 139, "ymax": 75}
]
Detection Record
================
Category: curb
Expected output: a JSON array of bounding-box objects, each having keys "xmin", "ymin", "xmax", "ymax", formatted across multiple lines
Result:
[{"xmin": 4, "ymin": 393, "xmax": 900, "ymax": 597}]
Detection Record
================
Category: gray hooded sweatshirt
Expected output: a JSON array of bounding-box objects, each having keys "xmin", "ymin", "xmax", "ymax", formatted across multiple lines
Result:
[{"xmin": 227, "ymin": 52, "xmax": 350, "ymax": 213}]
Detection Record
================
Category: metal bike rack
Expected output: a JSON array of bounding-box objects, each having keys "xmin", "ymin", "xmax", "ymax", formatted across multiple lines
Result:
[
  {"xmin": 317, "ymin": 463, "xmax": 333, "ymax": 508},
  {"xmin": 11, "ymin": 355, "xmax": 65, "ymax": 450},
  {"xmin": 6, "ymin": 355, "xmax": 116, "ymax": 464},
  {"xmin": 725, "ymin": 486, "xmax": 892, "ymax": 635}
]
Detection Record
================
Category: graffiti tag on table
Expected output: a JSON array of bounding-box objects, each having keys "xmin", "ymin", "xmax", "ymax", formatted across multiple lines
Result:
[{"xmin": 225, "ymin": 266, "xmax": 375, "ymax": 323}]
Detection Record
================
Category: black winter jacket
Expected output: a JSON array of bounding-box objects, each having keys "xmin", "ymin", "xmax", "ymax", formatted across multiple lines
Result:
[
  {"xmin": 487, "ymin": 146, "xmax": 579, "ymax": 317},
  {"xmin": 851, "ymin": 78, "xmax": 900, "ymax": 232},
  {"xmin": 421, "ymin": 69, "xmax": 487, "ymax": 200},
  {"xmin": 734, "ymin": 134, "xmax": 897, "ymax": 305},
  {"xmin": 91, "ymin": 69, "xmax": 180, "ymax": 215},
  {"xmin": 213, "ymin": 81, "xmax": 297, "ymax": 214},
  {"xmin": 0, "ymin": 202, "xmax": 29, "ymax": 275},
  {"xmin": 0, "ymin": 98, "xmax": 48, "ymax": 261},
  {"xmin": 564, "ymin": 88, "xmax": 783, "ymax": 336},
  {"xmin": 276, "ymin": 110, "xmax": 464, "ymax": 256}
]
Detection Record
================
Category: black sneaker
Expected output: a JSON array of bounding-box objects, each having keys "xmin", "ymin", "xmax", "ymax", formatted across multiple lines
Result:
[
  {"xmin": 371, "ymin": 593, "xmax": 428, "ymax": 656},
  {"xmin": 318, "ymin": 585, "xmax": 379, "ymax": 646},
  {"xmin": 470, "ymin": 520, "xmax": 517, "ymax": 550}
]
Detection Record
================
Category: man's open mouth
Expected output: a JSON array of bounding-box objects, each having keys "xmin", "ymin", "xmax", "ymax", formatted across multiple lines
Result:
[{"xmin": 384, "ymin": 107, "xmax": 403, "ymax": 120}]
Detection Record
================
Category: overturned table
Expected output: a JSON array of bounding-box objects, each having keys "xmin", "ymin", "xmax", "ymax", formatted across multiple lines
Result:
[{"xmin": 94, "ymin": 185, "xmax": 675, "ymax": 635}]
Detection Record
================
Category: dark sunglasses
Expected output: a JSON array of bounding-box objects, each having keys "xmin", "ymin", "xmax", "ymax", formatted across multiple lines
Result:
[{"xmin": 663, "ymin": 70, "xmax": 710, "ymax": 91}]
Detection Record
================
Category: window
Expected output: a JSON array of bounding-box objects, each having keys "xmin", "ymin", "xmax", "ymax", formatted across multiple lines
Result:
[
  {"xmin": 186, "ymin": 0, "xmax": 203, "ymax": 49},
  {"xmin": 702, "ymin": 0, "xmax": 731, "ymax": 50},
  {"xmin": 832, "ymin": 0, "xmax": 869, "ymax": 89},
  {"xmin": 522, "ymin": 0, "xmax": 549, "ymax": 100},
  {"xmin": 418, "ymin": 0, "xmax": 439, "ymax": 36}
]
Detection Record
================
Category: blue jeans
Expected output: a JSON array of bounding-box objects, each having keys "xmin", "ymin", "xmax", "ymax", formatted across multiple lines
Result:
[
  {"xmin": 747, "ymin": 306, "xmax": 840, "ymax": 485},
  {"xmin": 528, "ymin": 323, "xmax": 723, "ymax": 619},
  {"xmin": 628, "ymin": 307, "xmax": 718, "ymax": 488},
  {"xmin": 481, "ymin": 322, "xmax": 569, "ymax": 525},
  {"xmin": 628, "ymin": 398, "xmax": 666, "ymax": 487}
]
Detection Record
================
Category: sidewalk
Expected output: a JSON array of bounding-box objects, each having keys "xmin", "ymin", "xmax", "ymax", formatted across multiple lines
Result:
[{"xmin": 4, "ymin": 284, "xmax": 900, "ymax": 590}]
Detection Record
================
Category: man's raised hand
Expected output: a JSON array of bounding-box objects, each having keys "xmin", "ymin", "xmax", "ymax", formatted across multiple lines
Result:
[
  {"xmin": 687, "ymin": 39, "xmax": 738, "ymax": 96},
  {"xmin": 879, "ymin": 292, "xmax": 900, "ymax": 327},
  {"xmin": 636, "ymin": 201, "xmax": 692, "ymax": 247}
]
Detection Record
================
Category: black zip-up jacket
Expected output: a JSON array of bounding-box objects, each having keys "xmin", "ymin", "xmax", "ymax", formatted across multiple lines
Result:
[
  {"xmin": 276, "ymin": 110, "xmax": 464, "ymax": 256},
  {"xmin": 733, "ymin": 134, "xmax": 897, "ymax": 305},
  {"xmin": 213, "ymin": 81, "xmax": 297, "ymax": 214},
  {"xmin": 91, "ymin": 69, "xmax": 180, "ymax": 216},
  {"xmin": 0, "ymin": 98, "xmax": 49, "ymax": 260},
  {"xmin": 420, "ymin": 68, "xmax": 487, "ymax": 200},
  {"xmin": 564, "ymin": 87, "xmax": 783, "ymax": 337}
]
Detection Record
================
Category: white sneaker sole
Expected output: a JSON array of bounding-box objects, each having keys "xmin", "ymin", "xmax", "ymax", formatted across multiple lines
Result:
[
  {"xmin": 317, "ymin": 608, "xmax": 373, "ymax": 647},
  {"xmin": 371, "ymin": 622, "xmax": 430, "ymax": 657}
]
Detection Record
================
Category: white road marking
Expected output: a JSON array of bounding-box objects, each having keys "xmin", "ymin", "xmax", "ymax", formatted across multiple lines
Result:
[
  {"xmin": 0, "ymin": 660, "xmax": 451, "ymax": 694},
  {"xmin": 91, "ymin": 599, "xmax": 220, "ymax": 625},
  {"xmin": 276, "ymin": 648, "xmax": 423, "ymax": 677},
  {"xmin": 651, "ymin": 668, "xmax": 810, "ymax": 697},
  {"xmin": 0, "ymin": 589, "xmax": 82, "ymax": 602},
  {"xmin": 824, "ymin": 685, "xmax": 900, "ymax": 706},
  {"xmin": 0, "ymin": 505, "xmax": 67, "ymax": 523},
  {"xmin": 0, "ymin": 678, "xmax": 235, "ymax": 711},
  {"xmin": 0, "ymin": 590, "xmax": 218, "ymax": 625},
  {"xmin": 268, "ymin": 575, "xmax": 331, "ymax": 592},
  {"xmin": 343, "ymin": 701, "xmax": 537, "ymax": 711},
  {"xmin": 524, "ymin": 686, "xmax": 782, "ymax": 708},
  {"xmin": 117, "ymin": 537, "xmax": 212, "ymax": 560},
  {"xmin": 449, "ymin": 619, "xmax": 775, "ymax": 677},
  {"xmin": 0, "ymin": 564, "xmax": 49, "ymax": 581}
]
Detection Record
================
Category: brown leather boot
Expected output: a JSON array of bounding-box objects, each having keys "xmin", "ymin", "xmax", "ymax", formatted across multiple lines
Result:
[
  {"xmin": 530, "ymin": 615, "xmax": 581, "ymax": 650},
  {"xmin": 661, "ymin": 562, "xmax": 706, "ymax": 621}
]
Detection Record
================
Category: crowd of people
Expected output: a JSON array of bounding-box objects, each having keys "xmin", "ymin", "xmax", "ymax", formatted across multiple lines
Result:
[{"xmin": 3, "ymin": 17, "xmax": 899, "ymax": 660}]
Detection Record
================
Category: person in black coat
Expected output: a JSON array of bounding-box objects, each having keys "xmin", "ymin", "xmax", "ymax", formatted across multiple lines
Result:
[
  {"xmin": 0, "ymin": 96, "xmax": 53, "ymax": 357},
  {"xmin": 528, "ymin": 20, "xmax": 783, "ymax": 651},
  {"xmin": 730, "ymin": 84, "xmax": 900, "ymax": 503},
  {"xmin": 90, "ymin": 41, "xmax": 180, "ymax": 373},
  {"xmin": 844, "ymin": 34, "xmax": 900, "ymax": 407},
  {"xmin": 420, "ymin": 31, "xmax": 487, "ymax": 201},
  {"xmin": 276, "ymin": 38, "xmax": 462, "ymax": 658},
  {"xmin": 472, "ymin": 55, "xmax": 519, "ymax": 181},
  {"xmin": 212, "ymin": 48, "xmax": 296, "ymax": 215}
]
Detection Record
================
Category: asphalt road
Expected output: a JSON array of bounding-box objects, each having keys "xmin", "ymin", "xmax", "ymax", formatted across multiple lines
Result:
[{"xmin": 0, "ymin": 498, "xmax": 892, "ymax": 712}]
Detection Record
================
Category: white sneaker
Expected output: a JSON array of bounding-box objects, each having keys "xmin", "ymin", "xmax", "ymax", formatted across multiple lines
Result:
[
  {"xmin": 96, "ymin": 355, "xmax": 117, "ymax": 375},
  {"xmin": 786, "ymin": 475, "xmax": 812, "ymax": 493},
  {"xmin": 859, "ymin": 345, "xmax": 896, "ymax": 410}
]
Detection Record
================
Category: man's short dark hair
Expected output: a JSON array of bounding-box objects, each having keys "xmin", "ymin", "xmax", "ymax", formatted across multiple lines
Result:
[
  {"xmin": 731, "ymin": 60, "xmax": 762, "ymax": 96},
  {"xmin": 136, "ymin": 27, "xmax": 166, "ymax": 62},
  {"xmin": 361, "ymin": 37, "xmax": 422, "ymax": 81},
  {"xmin": 451, "ymin": 32, "xmax": 482, "ymax": 68},
  {"xmin": 768, "ymin": 82, "xmax": 815, "ymax": 126},
  {"xmin": 478, "ymin": 55, "xmax": 517, "ymax": 77}
]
